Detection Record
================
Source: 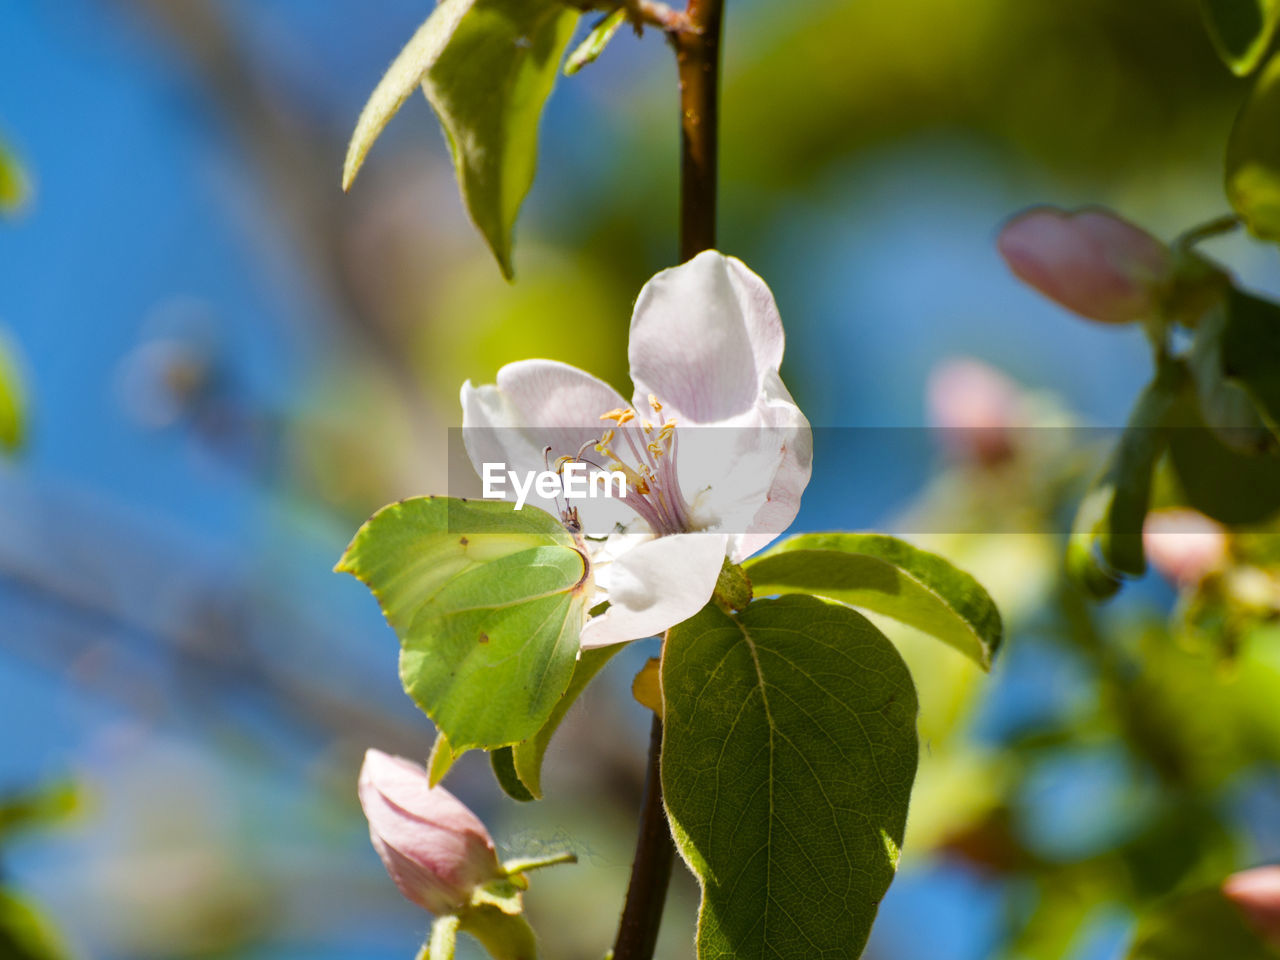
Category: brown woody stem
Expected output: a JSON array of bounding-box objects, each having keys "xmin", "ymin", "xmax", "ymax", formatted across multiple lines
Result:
[{"xmin": 610, "ymin": 713, "xmax": 677, "ymax": 960}]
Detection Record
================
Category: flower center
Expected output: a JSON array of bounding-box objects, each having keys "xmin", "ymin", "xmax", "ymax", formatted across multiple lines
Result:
[{"xmin": 567, "ymin": 394, "xmax": 694, "ymax": 537}]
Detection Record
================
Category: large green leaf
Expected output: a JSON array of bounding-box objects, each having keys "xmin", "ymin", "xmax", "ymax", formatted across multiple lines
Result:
[
  {"xmin": 1200, "ymin": 0, "xmax": 1280, "ymax": 75},
  {"xmin": 662, "ymin": 596, "xmax": 918, "ymax": 960},
  {"xmin": 336, "ymin": 497, "xmax": 590, "ymax": 752},
  {"xmin": 1229, "ymin": 52, "xmax": 1280, "ymax": 239},
  {"xmin": 744, "ymin": 533, "xmax": 1002, "ymax": 670},
  {"xmin": 0, "ymin": 334, "xmax": 25, "ymax": 454},
  {"xmin": 1127, "ymin": 887, "xmax": 1279, "ymax": 959},
  {"xmin": 1068, "ymin": 362, "xmax": 1183, "ymax": 595},
  {"xmin": 342, "ymin": 0, "xmax": 578, "ymax": 279}
]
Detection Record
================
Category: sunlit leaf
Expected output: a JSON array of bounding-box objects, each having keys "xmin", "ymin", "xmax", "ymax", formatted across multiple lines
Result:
[
  {"xmin": 426, "ymin": 730, "xmax": 456, "ymax": 787},
  {"xmin": 1199, "ymin": 0, "xmax": 1280, "ymax": 74},
  {"xmin": 336, "ymin": 497, "xmax": 590, "ymax": 752},
  {"xmin": 744, "ymin": 533, "xmax": 1002, "ymax": 670},
  {"xmin": 1228, "ymin": 52, "xmax": 1280, "ymax": 239},
  {"xmin": 343, "ymin": 0, "xmax": 578, "ymax": 279},
  {"xmin": 564, "ymin": 8, "xmax": 627, "ymax": 75},
  {"xmin": 342, "ymin": 1, "xmax": 470, "ymax": 191},
  {"xmin": 1128, "ymin": 887, "xmax": 1278, "ymax": 959},
  {"xmin": 662, "ymin": 596, "xmax": 918, "ymax": 960}
]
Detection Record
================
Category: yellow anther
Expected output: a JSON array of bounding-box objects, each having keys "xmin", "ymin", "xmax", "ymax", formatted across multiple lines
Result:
[
  {"xmin": 554, "ymin": 455, "xmax": 575, "ymax": 472},
  {"xmin": 648, "ymin": 394, "xmax": 663, "ymax": 412},
  {"xmin": 658, "ymin": 422, "xmax": 676, "ymax": 440},
  {"xmin": 600, "ymin": 429, "xmax": 615, "ymax": 446},
  {"xmin": 600, "ymin": 408, "xmax": 635, "ymax": 424},
  {"xmin": 647, "ymin": 441, "xmax": 665, "ymax": 457},
  {"xmin": 642, "ymin": 420, "xmax": 653, "ymax": 432}
]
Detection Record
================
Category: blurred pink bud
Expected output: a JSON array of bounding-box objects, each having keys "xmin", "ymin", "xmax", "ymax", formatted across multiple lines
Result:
[
  {"xmin": 927, "ymin": 358, "xmax": 1023, "ymax": 465},
  {"xmin": 1223, "ymin": 866, "xmax": 1280, "ymax": 948},
  {"xmin": 358, "ymin": 749, "xmax": 504, "ymax": 915},
  {"xmin": 998, "ymin": 206, "xmax": 1173, "ymax": 324},
  {"xmin": 1142, "ymin": 509, "xmax": 1228, "ymax": 586}
]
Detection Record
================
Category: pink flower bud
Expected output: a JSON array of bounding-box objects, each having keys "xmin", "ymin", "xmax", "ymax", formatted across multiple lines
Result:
[
  {"xmin": 1142, "ymin": 509, "xmax": 1228, "ymax": 586},
  {"xmin": 358, "ymin": 748, "xmax": 504, "ymax": 915},
  {"xmin": 1223, "ymin": 866, "xmax": 1280, "ymax": 948},
  {"xmin": 927, "ymin": 358, "xmax": 1025, "ymax": 465},
  {"xmin": 998, "ymin": 207, "xmax": 1173, "ymax": 324}
]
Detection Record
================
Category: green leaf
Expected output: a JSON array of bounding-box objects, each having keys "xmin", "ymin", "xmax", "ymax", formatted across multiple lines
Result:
[
  {"xmin": 662, "ymin": 596, "xmax": 918, "ymax": 960},
  {"xmin": 744, "ymin": 533, "xmax": 1002, "ymax": 670},
  {"xmin": 1068, "ymin": 362, "xmax": 1183, "ymax": 593},
  {"xmin": 1188, "ymin": 291, "xmax": 1277, "ymax": 453},
  {"xmin": 343, "ymin": 0, "xmax": 578, "ymax": 279},
  {"xmin": 343, "ymin": 2, "xmax": 470, "ymax": 191},
  {"xmin": 0, "ymin": 333, "xmax": 26, "ymax": 454},
  {"xmin": 1127, "ymin": 887, "xmax": 1279, "ymax": 959},
  {"xmin": 1166, "ymin": 387, "xmax": 1280, "ymax": 524},
  {"xmin": 1229, "ymin": 52, "xmax": 1280, "ymax": 239},
  {"xmin": 336, "ymin": 497, "xmax": 590, "ymax": 752},
  {"xmin": 564, "ymin": 8, "xmax": 627, "ymax": 75},
  {"xmin": 1200, "ymin": 0, "xmax": 1280, "ymax": 74},
  {"xmin": 490, "ymin": 644, "xmax": 619, "ymax": 801},
  {"xmin": 427, "ymin": 730, "xmax": 457, "ymax": 787},
  {"xmin": 1219, "ymin": 287, "xmax": 1280, "ymax": 438},
  {"xmin": 511, "ymin": 643, "xmax": 620, "ymax": 798},
  {"xmin": 490, "ymin": 746, "xmax": 536, "ymax": 803}
]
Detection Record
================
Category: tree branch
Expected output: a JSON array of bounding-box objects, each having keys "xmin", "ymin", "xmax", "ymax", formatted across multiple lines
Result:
[
  {"xmin": 611, "ymin": 3, "xmax": 724, "ymax": 954},
  {"xmin": 610, "ymin": 714, "xmax": 677, "ymax": 960},
  {"xmin": 672, "ymin": 0, "xmax": 724, "ymax": 260}
]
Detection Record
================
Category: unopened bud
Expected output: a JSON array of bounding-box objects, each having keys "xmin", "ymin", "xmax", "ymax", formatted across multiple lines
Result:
[
  {"xmin": 998, "ymin": 207, "xmax": 1173, "ymax": 324},
  {"xmin": 358, "ymin": 749, "xmax": 504, "ymax": 916}
]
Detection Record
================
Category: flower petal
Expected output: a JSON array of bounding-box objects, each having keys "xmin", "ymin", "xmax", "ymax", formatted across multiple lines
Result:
[
  {"xmin": 670, "ymin": 372, "xmax": 812, "ymax": 562},
  {"xmin": 461, "ymin": 359, "xmax": 631, "ymax": 522},
  {"xmin": 628, "ymin": 251, "xmax": 785, "ymax": 424},
  {"xmin": 578, "ymin": 532, "xmax": 727, "ymax": 648},
  {"xmin": 728, "ymin": 372, "xmax": 813, "ymax": 561}
]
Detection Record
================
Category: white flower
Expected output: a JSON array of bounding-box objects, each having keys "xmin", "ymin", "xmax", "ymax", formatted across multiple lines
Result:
[{"xmin": 461, "ymin": 251, "xmax": 812, "ymax": 648}]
